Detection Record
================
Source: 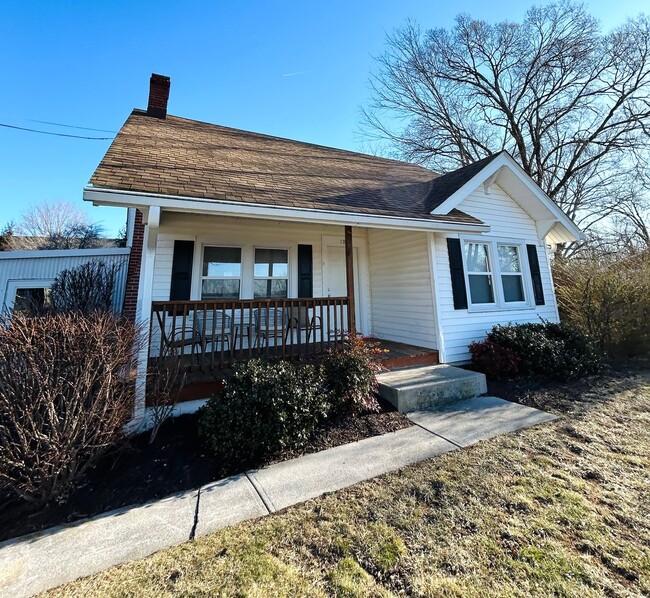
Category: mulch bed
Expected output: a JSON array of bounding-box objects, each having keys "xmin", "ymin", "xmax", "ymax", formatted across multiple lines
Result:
[
  {"xmin": 0, "ymin": 400, "xmax": 411, "ymax": 543},
  {"xmin": 486, "ymin": 356, "xmax": 650, "ymax": 416}
]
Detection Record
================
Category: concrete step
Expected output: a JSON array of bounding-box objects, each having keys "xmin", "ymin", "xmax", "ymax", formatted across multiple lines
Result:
[{"xmin": 377, "ymin": 364, "xmax": 487, "ymax": 412}]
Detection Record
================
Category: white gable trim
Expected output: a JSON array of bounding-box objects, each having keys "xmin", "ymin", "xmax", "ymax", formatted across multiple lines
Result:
[{"xmin": 430, "ymin": 152, "xmax": 584, "ymax": 242}]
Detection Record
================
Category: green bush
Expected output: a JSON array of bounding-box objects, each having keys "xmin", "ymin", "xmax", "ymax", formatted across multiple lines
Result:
[
  {"xmin": 321, "ymin": 336, "xmax": 383, "ymax": 417},
  {"xmin": 554, "ymin": 252, "xmax": 650, "ymax": 356},
  {"xmin": 198, "ymin": 359, "xmax": 328, "ymax": 475},
  {"xmin": 471, "ymin": 322, "xmax": 601, "ymax": 381}
]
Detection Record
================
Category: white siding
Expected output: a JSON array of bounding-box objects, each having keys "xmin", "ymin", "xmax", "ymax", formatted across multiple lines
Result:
[
  {"xmin": 435, "ymin": 183, "xmax": 559, "ymax": 363},
  {"xmin": 367, "ymin": 229, "xmax": 437, "ymax": 349},
  {"xmin": 151, "ymin": 212, "xmax": 372, "ymax": 329},
  {"xmin": 0, "ymin": 248, "xmax": 130, "ymax": 313}
]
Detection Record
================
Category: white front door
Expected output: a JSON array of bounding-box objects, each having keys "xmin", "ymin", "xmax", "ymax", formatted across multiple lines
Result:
[{"xmin": 322, "ymin": 235, "xmax": 366, "ymax": 334}]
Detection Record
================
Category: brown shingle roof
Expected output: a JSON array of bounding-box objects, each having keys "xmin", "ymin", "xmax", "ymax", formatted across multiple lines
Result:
[{"xmin": 90, "ymin": 110, "xmax": 485, "ymax": 226}]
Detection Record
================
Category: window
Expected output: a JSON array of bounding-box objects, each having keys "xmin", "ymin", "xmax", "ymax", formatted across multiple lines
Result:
[
  {"xmin": 464, "ymin": 242, "xmax": 495, "ymax": 304},
  {"xmin": 201, "ymin": 246, "xmax": 241, "ymax": 299},
  {"xmin": 462, "ymin": 239, "xmax": 531, "ymax": 309},
  {"xmin": 254, "ymin": 248, "xmax": 288, "ymax": 298},
  {"xmin": 498, "ymin": 245, "xmax": 525, "ymax": 303},
  {"xmin": 13, "ymin": 287, "xmax": 52, "ymax": 315}
]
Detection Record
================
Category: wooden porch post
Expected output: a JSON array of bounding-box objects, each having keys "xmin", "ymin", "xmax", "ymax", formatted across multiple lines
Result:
[{"xmin": 344, "ymin": 225, "xmax": 356, "ymax": 335}]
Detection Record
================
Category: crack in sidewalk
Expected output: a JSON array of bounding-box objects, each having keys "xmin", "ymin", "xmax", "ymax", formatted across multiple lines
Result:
[
  {"xmin": 189, "ymin": 488, "xmax": 201, "ymax": 540},
  {"xmin": 409, "ymin": 420, "xmax": 464, "ymax": 449},
  {"xmin": 245, "ymin": 473, "xmax": 276, "ymax": 514}
]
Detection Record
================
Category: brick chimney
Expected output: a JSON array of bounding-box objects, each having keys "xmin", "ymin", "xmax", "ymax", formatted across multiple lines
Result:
[{"xmin": 147, "ymin": 73, "xmax": 170, "ymax": 118}]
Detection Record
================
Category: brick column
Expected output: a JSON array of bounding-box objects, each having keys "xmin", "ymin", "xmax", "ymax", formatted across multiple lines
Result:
[{"xmin": 123, "ymin": 209, "xmax": 144, "ymax": 320}]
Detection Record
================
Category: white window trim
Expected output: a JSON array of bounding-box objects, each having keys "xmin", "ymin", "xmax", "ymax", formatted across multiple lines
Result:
[
  {"xmin": 460, "ymin": 237, "xmax": 535, "ymax": 312},
  {"xmin": 4, "ymin": 278, "xmax": 55, "ymax": 313},
  {"xmin": 193, "ymin": 242, "xmax": 294, "ymax": 301},
  {"xmin": 200, "ymin": 244, "xmax": 243, "ymax": 300},
  {"xmin": 253, "ymin": 246, "xmax": 290, "ymax": 299}
]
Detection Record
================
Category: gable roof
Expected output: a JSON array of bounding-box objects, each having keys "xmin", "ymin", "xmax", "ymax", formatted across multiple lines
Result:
[
  {"xmin": 429, "ymin": 151, "xmax": 584, "ymax": 243},
  {"xmin": 88, "ymin": 110, "xmax": 482, "ymax": 226},
  {"xmin": 424, "ymin": 153, "xmax": 502, "ymax": 212}
]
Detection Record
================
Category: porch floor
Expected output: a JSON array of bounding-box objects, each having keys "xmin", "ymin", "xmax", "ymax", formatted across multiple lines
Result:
[{"xmin": 170, "ymin": 338, "xmax": 439, "ymax": 403}]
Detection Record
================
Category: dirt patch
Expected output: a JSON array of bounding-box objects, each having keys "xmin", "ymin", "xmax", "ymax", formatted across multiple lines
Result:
[{"xmin": 0, "ymin": 401, "xmax": 410, "ymax": 543}]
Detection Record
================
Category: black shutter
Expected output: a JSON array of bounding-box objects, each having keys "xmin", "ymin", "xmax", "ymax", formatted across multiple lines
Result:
[
  {"xmin": 526, "ymin": 244, "xmax": 545, "ymax": 306},
  {"xmin": 447, "ymin": 238, "xmax": 468, "ymax": 310},
  {"xmin": 169, "ymin": 240, "xmax": 194, "ymax": 301},
  {"xmin": 297, "ymin": 244, "xmax": 313, "ymax": 298}
]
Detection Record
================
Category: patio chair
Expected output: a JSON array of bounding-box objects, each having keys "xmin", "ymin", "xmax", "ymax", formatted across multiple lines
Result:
[
  {"xmin": 254, "ymin": 306, "xmax": 288, "ymax": 349},
  {"xmin": 286, "ymin": 305, "xmax": 322, "ymax": 344},
  {"xmin": 158, "ymin": 324, "xmax": 202, "ymax": 364},
  {"xmin": 194, "ymin": 310, "xmax": 232, "ymax": 354}
]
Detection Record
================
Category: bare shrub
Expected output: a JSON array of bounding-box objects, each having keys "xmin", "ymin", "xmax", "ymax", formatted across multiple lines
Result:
[
  {"xmin": 554, "ymin": 251, "xmax": 650, "ymax": 356},
  {"xmin": 50, "ymin": 260, "xmax": 122, "ymax": 314},
  {"xmin": 147, "ymin": 346, "xmax": 187, "ymax": 444},
  {"xmin": 0, "ymin": 312, "xmax": 140, "ymax": 505}
]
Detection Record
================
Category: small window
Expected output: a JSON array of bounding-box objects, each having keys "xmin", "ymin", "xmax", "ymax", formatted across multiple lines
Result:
[
  {"xmin": 464, "ymin": 242, "xmax": 495, "ymax": 304},
  {"xmin": 498, "ymin": 245, "xmax": 525, "ymax": 303},
  {"xmin": 14, "ymin": 287, "xmax": 52, "ymax": 315},
  {"xmin": 254, "ymin": 248, "xmax": 288, "ymax": 298},
  {"xmin": 201, "ymin": 246, "xmax": 241, "ymax": 299}
]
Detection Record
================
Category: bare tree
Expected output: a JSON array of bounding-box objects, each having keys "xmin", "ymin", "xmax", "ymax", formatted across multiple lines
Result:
[
  {"xmin": 50, "ymin": 261, "xmax": 123, "ymax": 314},
  {"xmin": 0, "ymin": 222, "xmax": 14, "ymax": 251},
  {"xmin": 362, "ymin": 4, "xmax": 650, "ymax": 244},
  {"xmin": 14, "ymin": 200, "xmax": 104, "ymax": 250}
]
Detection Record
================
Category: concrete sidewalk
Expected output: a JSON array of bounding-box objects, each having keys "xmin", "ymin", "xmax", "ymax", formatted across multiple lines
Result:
[{"xmin": 0, "ymin": 396, "xmax": 558, "ymax": 598}]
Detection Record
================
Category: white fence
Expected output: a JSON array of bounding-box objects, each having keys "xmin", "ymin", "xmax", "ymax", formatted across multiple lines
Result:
[{"xmin": 0, "ymin": 248, "xmax": 130, "ymax": 314}]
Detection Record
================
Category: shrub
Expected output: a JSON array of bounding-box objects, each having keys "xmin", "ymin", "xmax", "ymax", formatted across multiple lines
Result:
[
  {"xmin": 321, "ymin": 336, "xmax": 384, "ymax": 417},
  {"xmin": 198, "ymin": 359, "xmax": 328, "ymax": 475},
  {"xmin": 470, "ymin": 322, "xmax": 601, "ymax": 381},
  {"xmin": 50, "ymin": 260, "xmax": 123, "ymax": 314},
  {"xmin": 147, "ymin": 344, "xmax": 187, "ymax": 444},
  {"xmin": 554, "ymin": 252, "xmax": 650, "ymax": 356},
  {"xmin": 468, "ymin": 339, "xmax": 520, "ymax": 381},
  {"xmin": 0, "ymin": 312, "xmax": 138, "ymax": 506}
]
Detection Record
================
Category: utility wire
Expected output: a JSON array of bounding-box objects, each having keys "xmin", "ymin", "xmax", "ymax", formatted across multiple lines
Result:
[
  {"xmin": 0, "ymin": 122, "xmax": 114, "ymax": 140},
  {"xmin": 0, "ymin": 114, "xmax": 117, "ymax": 133}
]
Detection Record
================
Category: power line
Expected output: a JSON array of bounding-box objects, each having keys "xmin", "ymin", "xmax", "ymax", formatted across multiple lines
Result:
[
  {"xmin": 0, "ymin": 122, "xmax": 114, "ymax": 140},
  {"xmin": 0, "ymin": 114, "xmax": 117, "ymax": 133}
]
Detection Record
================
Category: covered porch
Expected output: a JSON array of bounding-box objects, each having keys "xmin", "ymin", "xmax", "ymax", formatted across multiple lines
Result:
[{"xmin": 143, "ymin": 210, "xmax": 444, "ymax": 380}]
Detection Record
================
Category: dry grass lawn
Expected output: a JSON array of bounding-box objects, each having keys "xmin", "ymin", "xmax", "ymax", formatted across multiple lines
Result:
[{"xmin": 45, "ymin": 365, "xmax": 650, "ymax": 597}]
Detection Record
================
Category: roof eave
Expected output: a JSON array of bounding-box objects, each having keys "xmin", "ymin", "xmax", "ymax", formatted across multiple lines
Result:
[{"xmin": 84, "ymin": 187, "xmax": 490, "ymax": 234}]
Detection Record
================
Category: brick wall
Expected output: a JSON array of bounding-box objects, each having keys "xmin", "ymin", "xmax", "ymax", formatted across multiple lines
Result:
[{"xmin": 123, "ymin": 209, "xmax": 144, "ymax": 320}]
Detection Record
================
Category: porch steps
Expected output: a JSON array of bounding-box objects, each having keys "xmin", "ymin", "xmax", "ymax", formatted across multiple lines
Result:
[
  {"xmin": 371, "ymin": 338, "xmax": 439, "ymax": 370},
  {"xmin": 377, "ymin": 364, "xmax": 487, "ymax": 413}
]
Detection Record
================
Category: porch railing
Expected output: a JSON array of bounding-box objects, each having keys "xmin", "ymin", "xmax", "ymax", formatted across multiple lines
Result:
[{"xmin": 149, "ymin": 297, "xmax": 349, "ymax": 372}]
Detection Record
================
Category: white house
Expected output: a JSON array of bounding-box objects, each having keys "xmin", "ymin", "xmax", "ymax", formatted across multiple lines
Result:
[{"xmin": 84, "ymin": 74, "xmax": 582, "ymax": 416}]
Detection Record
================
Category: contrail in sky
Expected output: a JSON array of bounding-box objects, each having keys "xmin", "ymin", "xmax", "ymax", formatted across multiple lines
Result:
[{"xmin": 281, "ymin": 70, "xmax": 310, "ymax": 77}]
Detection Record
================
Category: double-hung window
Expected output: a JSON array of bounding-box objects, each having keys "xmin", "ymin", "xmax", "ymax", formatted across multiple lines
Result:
[
  {"xmin": 464, "ymin": 241, "xmax": 495, "ymax": 304},
  {"xmin": 201, "ymin": 246, "xmax": 242, "ymax": 299},
  {"xmin": 254, "ymin": 248, "xmax": 289, "ymax": 298},
  {"xmin": 498, "ymin": 244, "xmax": 525, "ymax": 303},
  {"xmin": 463, "ymin": 239, "xmax": 530, "ymax": 308}
]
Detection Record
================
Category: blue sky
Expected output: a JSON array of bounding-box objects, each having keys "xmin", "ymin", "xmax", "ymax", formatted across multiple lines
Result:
[{"xmin": 1, "ymin": 0, "xmax": 644, "ymax": 235}]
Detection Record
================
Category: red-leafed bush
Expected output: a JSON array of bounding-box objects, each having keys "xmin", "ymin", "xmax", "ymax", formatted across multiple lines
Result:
[
  {"xmin": 321, "ymin": 335, "xmax": 385, "ymax": 416},
  {"xmin": 469, "ymin": 339, "xmax": 520, "ymax": 381}
]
